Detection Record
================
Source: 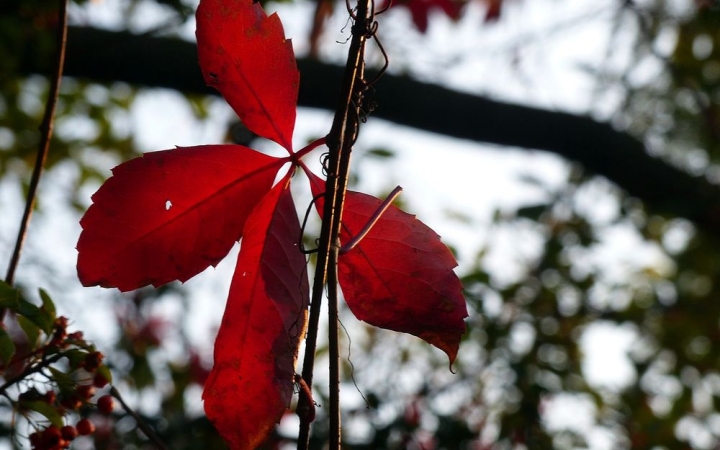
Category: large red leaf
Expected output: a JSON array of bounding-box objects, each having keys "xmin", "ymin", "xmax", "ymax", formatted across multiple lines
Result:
[
  {"xmin": 77, "ymin": 145, "xmax": 284, "ymax": 291},
  {"xmin": 196, "ymin": 0, "xmax": 299, "ymax": 152},
  {"xmin": 308, "ymin": 172, "xmax": 467, "ymax": 364},
  {"xmin": 204, "ymin": 175, "xmax": 308, "ymax": 449}
]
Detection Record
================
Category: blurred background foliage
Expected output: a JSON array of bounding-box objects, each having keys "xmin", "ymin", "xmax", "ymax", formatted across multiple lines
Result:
[{"xmin": 3, "ymin": 0, "xmax": 720, "ymax": 449}]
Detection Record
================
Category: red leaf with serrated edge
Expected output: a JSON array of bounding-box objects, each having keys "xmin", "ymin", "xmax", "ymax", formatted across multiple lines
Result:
[
  {"xmin": 196, "ymin": 0, "xmax": 299, "ymax": 152},
  {"xmin": 77, "ymin": 145, "xmax": 284, "ymax": 292},
  {"xmin": 204, "ymin": 175, "xmax": 308, "ymax": 449},
  {"xmin": 308, "ymin": 172, "xmax": 467, "ymax": 364}
]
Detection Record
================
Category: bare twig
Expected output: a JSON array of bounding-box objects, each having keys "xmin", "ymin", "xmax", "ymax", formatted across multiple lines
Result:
[
  {"xmin": 4, "ymin": 0, "xmax": 69, "ymax": 290},
  {"xmin": 339, "ymin": 185, "xmax": 402, "ymax": 254},
  {"xmin": 110, "ymin": 386, "xmax": 170, "ymax": 450},
  {"xmin": 0, "ymin": 354, "xmax": 63, "ymax": 395}
]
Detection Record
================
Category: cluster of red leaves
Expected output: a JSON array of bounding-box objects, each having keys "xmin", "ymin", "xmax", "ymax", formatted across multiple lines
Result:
[
  {"xmin": 76, "ymin": 0, "xmax": 467, "ymax": 447},
  {"xmin": 387, "ymin": 0, "xmax": 505, "ymax": 32}
]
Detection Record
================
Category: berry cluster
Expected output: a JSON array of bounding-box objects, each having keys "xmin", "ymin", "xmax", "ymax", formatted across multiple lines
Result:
[
  {"xmin": 25, "ymin": 375, "xmax": 115, "ymax": 449},
  {"xmin": 28, "ymin": 419, "xmax": 94, "ymax": 450},
  {"xmin": 0, "ymin": 282, "xmax": 118, "ymax": 450},
  {"xmin": 23, "ymin": 377, "xmax": 115, "ymax": 449},
  {"xmin": 13, "ymin": 318, "xmax": 115, "ymax": 450}
]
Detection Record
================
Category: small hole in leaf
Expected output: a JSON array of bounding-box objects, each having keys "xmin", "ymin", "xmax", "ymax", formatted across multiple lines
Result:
[{"xmin": 165, "ymin": 200, "xmax": 172, "ymax": 211}]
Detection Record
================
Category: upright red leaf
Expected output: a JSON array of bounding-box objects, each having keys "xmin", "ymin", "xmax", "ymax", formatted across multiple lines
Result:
[
  {"xmin": 204, "ymin": 175, "xmax": 308, "ymax": 449},
  {"xmin": 309, "ymin": 172, "xmax": 467, "ymax": 364},
  {"xmin": 196, "ymin": 0, "xmax": 299, "ymax": 152},
  {"xmin": 77, "ymin": 145, "xmax": 284, "ymax": 292}
]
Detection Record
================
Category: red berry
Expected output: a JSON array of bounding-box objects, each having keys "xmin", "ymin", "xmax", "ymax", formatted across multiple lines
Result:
[
  {"xmin": 67, "ymin": 331, "xmax": 84, "ymax": 341},
  {"xmin": 29, "ymin": 431, "xmax": 42, "ymax": 448},
  {"xmin": 42, "ymin": 426, "xmax": 62, "ymax": 447},
  {"xmin": 97, "ymin": 395, "xmax": 114, "ymax": 414},
  {"xmin": 83, "ymin": 352, "xmax": 104, "ymax": 371},
  {"xmin": 43, "ymin": 390, "xmax": 57, "ymax": 405},
  {"xmin": 51, "ymin": 317, "xmax": 69, "ymax": 345},
  {"xmin": 60, "ymin": 395, "xmax": 82, "ymax": 411},
  {"xmin": 93, "ymin": 372, "xmax": 109, "ymax": 389},
  {"xmin": 54, "ymin": 317, "xmax": 69, "ymax": 330},
  {"xmin": 76, "ymin": 385, "xmax": 95, "ymax": 400},
  {"xmin": 60, "ymin": 425, "xmax": 78, "ymax": 441},
  {"xmin": 76, "ymin": 419, "xmax": 95, "ymax": 436},
  {"xmin": 52, "ymin": 327, "xmax": 67, "ymax": 345}
]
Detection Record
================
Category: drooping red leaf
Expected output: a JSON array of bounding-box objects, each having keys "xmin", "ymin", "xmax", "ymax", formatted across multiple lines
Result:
[
  {"xmin": 204, "ymin": 174, "xmax": 308, "ymax": 449},
  {"xmin": 308, "ymin": 172, "xmax": 467, "ymax": 364},
  {"xmin": 196, "ymin": 0, "xmax": 299, "ymax": 152},
  {"xmin": 77, "ymin": 145, "xmax": 284, "ymax": 292}
]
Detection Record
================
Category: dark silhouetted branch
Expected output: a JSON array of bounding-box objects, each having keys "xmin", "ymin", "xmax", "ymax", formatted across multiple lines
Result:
[{"xmin": 17, "ymin": 26, "xmax": 720, "ymax": 236}]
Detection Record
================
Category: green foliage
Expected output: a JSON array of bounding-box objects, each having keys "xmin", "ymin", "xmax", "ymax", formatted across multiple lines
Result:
[{"xmin": 612, "ymin": 3, "xmax": 720, "ymax": 176}]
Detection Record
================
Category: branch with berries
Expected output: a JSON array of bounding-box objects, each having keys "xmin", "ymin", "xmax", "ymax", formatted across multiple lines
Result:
[{"xmin": 0, "ymin": 282, "xmax": 117, "ymax": 449}]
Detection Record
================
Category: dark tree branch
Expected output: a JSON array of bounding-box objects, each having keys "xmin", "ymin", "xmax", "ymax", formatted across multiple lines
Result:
[
  {"xmin": 5, "ymin": 0, "xmax": 68, "ymax": 289},
  {"xmin": 18, "ymin": 26, "xmax": 720, "ymax": 235}
]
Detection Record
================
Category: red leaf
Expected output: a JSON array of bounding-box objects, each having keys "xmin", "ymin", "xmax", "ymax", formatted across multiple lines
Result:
[
  {"xmin": 383, "ymin": 0, "xmax": 463, "ymax": 33},
  {"xmin": 77, "ymin": 145, "xmax": 284, "ymax": 291},
  {"xmin": 196, "ymin": 0, "xmax": 299, "ymax": 151},
  {"xmin": 484, "ymin": 0, "xmax": 502, "ymax": 22},
  {"xmin": 308, "ymin": 173, "xmax": 467, "ymax": 364},
  {"xmin": 204, "ymin": 175, "xmax": 308, "ymax": 449}
]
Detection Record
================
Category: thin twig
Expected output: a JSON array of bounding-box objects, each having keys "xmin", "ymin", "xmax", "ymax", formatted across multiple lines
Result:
[
  {"xmin": 4, "ymin": 0, "xmax": 69, "ymax": 290},
  {"xmin": 296, "ymin": 0, "xmax": 373, "ymax": 447},
  {"xmin": 339, "ymin": 185, "xmax": 402, "ymax": 254},
  {"xmin": 110, "ymin": 387, "xmax": 170, "ymax": 450},
  {"xmin": 0, "ymin": 354, "xmax": 63, "ymax": 395}
]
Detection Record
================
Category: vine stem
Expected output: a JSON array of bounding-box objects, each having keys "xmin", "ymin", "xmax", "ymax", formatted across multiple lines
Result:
[
  {"xmin": 4, "ymin": 0, "xmax": 69, "ymax": 291},
  {"xmin": 296, "ymin": 0, "xmax": 373, "ymax": 447}
]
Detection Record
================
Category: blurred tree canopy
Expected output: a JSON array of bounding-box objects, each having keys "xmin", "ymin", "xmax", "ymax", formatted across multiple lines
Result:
[{"xmin": 4, "ymin": 0, "xmax": 720, "ymax": 449}]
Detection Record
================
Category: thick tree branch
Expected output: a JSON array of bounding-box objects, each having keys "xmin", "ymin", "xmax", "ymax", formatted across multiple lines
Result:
[{"xmin": 19, "ymin": 26, "xmax": 720, "ymax": 235}]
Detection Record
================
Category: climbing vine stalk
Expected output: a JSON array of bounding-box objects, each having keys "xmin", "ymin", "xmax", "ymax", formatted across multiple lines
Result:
[{"xmin": 296, "ymin": 0, "xmax": 373, "ymax": 447}]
